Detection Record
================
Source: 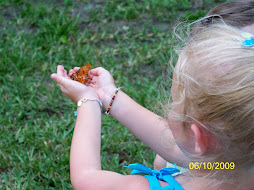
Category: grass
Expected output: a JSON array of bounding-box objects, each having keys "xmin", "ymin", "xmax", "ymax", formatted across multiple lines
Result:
[{"xmin": 0, "ymin": 0, "xmax": 227, "ymax": 189}]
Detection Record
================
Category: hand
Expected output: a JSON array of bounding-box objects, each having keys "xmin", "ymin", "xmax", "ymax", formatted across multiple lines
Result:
[
  {"xmin": 51, "ymin": 65, "xmax": 98, "ymax": 103},
  {"xmin": 86, "ymin": 67, "xmax": 117, "ymax": 102}
]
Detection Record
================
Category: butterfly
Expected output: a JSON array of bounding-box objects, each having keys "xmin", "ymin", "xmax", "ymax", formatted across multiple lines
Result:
[{"xmin": 70, "ymin": 64, "xmax": 91, "ymax": 84}]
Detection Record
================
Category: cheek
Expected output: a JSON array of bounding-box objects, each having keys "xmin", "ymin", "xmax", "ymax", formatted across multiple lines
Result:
[
  {"xmin": 181, "ymin": 128, "xmax": 196, "ymax": 154},
  {"xmin": 167, "ymin": 111, "xmax": 184, "ymax": 140},
  {"xmin": 168, "ymin": 113, "xmax": 196, "ymax": 154},
  {"xmin": 167, "ymin": 103, "xmax": 196, "ymax": 153}
]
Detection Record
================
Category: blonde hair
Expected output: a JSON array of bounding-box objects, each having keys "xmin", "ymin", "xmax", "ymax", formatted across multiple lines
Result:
[{"xmin": 170, "ymin": 23, "xmax": 254, "ymax": 182}]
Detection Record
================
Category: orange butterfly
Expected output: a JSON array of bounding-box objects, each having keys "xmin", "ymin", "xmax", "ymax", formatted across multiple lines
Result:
[{"xmin": 70, "ymin": 64, "xmax": 91, "ymax": 84}]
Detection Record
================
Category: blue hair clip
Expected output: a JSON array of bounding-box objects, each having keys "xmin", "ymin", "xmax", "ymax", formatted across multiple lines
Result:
[{"xmin": 241, "ymin": 32, "xmax": 254, "ymax": 47}]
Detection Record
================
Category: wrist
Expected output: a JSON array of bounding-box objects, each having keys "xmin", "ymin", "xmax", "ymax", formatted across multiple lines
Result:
[
  {"xmin": 75, "ymin": 97, "xmax": 102, "ymax": 116},
  {"xmin": 74, "ymin": 92, "xmax": 99, "ymax": 103},
  {"xmin": 97, "ymin": 86, "xmax": 118, "ymax": 110}
]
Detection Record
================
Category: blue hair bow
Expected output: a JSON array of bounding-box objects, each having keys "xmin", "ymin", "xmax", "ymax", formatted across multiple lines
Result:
[
  {"xmin": 241, "ymin": 32, "xmax": 254, "ymax": 47},
  {"xmin": 125, "ymin": 163, "xmax": 180, "ymax": 180}
]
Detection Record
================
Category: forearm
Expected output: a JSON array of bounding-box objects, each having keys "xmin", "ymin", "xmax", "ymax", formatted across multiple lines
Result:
[
  {"xmin": 100, "ymin": 88, "xmax": 181, "ymax": 162},
  {"xmin": 111, "ymin": 91, "xmax": 165, "ymax": 150},
  {"xmin": 70, "ymin": 101, "xmax": 102, "ymax": 180}
]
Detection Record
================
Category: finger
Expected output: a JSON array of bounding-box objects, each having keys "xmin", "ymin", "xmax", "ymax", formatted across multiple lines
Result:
[
  {"xmin": 68, "ymin": 67, "xmax": 80, "ymax": 77},
  {"xmin": 57, "ymin": 65, "xmax": 65, "ymax": 77},
  {"xmin": 51, "ymin": 73, "xmax": 57, "ymax": 80},
  {"xmin": 87, "ymin": 78, "xmax": 92, "ymax": 83},
  {"xmin": 73, "ymin": 67, "xmax": 80, "ymax": 71},
  {"xmin": 89, "ymin": 76, "xmax": 97, "ymax": 84},
  {"xmin": 68, "ymin": 69, "xmax": 75, "ymax": 77},
  {"xmin": 51, "ymin": 73, "xmax": 69, "ymax": 87},
  {"xmin": 88, "ymin": 71, "xmax": 94, "ymax": 79},
  {"xmin": 51, "ymin": 73, "xmax": 61, "ymax": 84},
  {"xmin": 63, "ymin": 69, "xmax": 68, "ymax": 78},
  {"xmin": 87, "ymin": 83, "xmax": 96, "ymax": 88},
  {"xmin": 89, "ymin": 67, "xmax": 106, "ymax": 76}
]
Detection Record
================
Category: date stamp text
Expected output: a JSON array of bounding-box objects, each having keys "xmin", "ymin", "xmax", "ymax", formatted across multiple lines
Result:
[{"xmin": 189, "ymin": 162, "xmax": 235, "ymax": 170}]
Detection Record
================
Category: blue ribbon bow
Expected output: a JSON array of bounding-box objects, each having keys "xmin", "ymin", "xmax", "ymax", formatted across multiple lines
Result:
[
  {"xmin": 125, "ymin": 163, "xmax": 185, "ymax": 190},
  {"xmin": 125, "ymin": 163, "xmax": 180, "ymax": 180}
]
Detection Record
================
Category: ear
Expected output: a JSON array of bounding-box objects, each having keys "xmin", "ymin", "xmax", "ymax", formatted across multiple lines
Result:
[{"xmin": 191, "ymin": 124, "xmax": 208, "ymax": 155}]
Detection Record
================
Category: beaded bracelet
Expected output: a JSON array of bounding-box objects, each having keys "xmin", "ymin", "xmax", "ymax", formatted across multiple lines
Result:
[
  {"xmin": 105, "ymin": 88, "xmax": 121, "ymax": 116},
  {"xmin": 74, "ymin": 97, "xmax": 103, "ymax": 116}
]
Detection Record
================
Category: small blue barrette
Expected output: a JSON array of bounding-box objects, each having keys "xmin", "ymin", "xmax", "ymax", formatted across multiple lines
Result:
[{"xmin": 241, "ymin": 32, "xmax": 254, "ymax": 47}]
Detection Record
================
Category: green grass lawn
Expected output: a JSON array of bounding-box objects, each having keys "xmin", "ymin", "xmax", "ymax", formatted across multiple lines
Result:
[{"xmin": 0, "ymin": 0, "xmax": 226, "ymax": 189}]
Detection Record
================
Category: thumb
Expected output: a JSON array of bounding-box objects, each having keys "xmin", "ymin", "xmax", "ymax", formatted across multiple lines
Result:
[
  {"xmin": 89, "ymin": 67, "xmax": 106, "ymax": 76},
  {"xmin": 51, "ymin": 73, "xmax": 69, "ymax": 87}
]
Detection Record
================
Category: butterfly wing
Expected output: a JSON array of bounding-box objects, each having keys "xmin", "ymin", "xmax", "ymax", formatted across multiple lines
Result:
[{"xmin": 70, "ymin": 64, "xmax": 91, "ymax": 84}]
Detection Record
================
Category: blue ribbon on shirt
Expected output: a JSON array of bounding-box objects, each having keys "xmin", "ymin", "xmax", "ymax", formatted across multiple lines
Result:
[{"xmin": 125, "ymin": 163, "xmax": 180, "ymax": 180}]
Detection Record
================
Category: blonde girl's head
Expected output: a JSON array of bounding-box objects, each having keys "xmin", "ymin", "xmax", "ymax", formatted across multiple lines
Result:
[{"xmin": 171, "ymin": 23, "xmax": 254, "ymax": 181}]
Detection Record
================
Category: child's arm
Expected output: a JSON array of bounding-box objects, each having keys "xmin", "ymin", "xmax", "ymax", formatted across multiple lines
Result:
[
  {"xmin": 88, "ymin": 67, "xmax": 185, "ymax": 165},
  {"xmin": 69, "ymin": 101, "xmax": 153, "ymax": 190},
  {"xmin": 102, "ymin": 89, "xmax": 185, "ymax": 165},
  {"xmin": 51, "ymin": 65, "xmax": 164, "ymax": 190}
]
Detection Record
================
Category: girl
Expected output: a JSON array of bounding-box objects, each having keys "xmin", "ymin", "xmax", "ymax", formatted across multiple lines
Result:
[
  {"xmin": 51, "ymin": 23, "xmax": 254, "ymax": 190},
  {"xmin": 155, "ymin": 0, "xmax": 254, "ymax": 170}
]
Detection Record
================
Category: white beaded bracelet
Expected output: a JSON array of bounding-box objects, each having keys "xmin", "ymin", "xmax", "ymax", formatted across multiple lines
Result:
[{"xmin": 74, "ymin": 98, "xmax": 103, "ymax": 116}]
